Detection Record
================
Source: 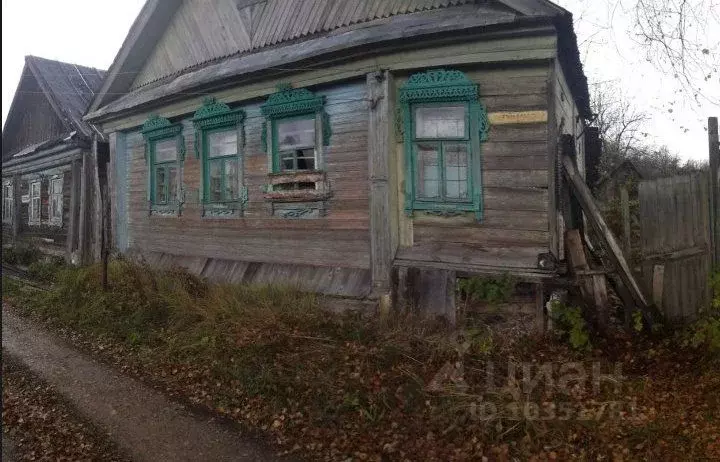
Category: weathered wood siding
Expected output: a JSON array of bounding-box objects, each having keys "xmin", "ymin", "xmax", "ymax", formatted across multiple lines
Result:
[
  {"xmin": 639, "ymin": 174, "xmax": 712, "ymax": 321},
  {"xmin": 131, "ymin": 0, "xmax": 479, "ymax": 90},
  {"xmin": 395, "ymin": 64, "xmax": 551, "ymax": 271},
  {"xmin": 2, "ymin": 74, "xmax": 67, "ymax": 158},
  {"xmin": 120, "ymin": 81, "xmax": 370, "ymax": 272}
]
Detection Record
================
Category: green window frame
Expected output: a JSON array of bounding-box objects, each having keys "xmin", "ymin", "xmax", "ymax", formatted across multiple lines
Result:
[
  {"xmin": 192, "ymin": 97, "xmax": 246, "ymax": 218},
  {"xmin": 141, "ymin": 114, "xmax": 185, "ymax": 216},
  {"xmin": 399, "ymin": 69, "xmax": 489, "ymax": 221},
  {"xmin": 260, "ymin": 84, "xmax": 331, "ymax": 174}
]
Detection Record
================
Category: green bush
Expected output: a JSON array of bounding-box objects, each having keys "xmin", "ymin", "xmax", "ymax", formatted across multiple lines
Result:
[
  {"xmin": 27, "ymin": 256, "xmax": 66, "ymax": 283},
  {"xmin": 457, "ymin": 273, "xmax": 516, "ymax": 305},
  {"xmin": 2, "ymin": 244, "xmax": 42, "ymax": 266},
  {"xmin": 550, "ymin": 301, "xmax": 591, "ymax": 351}
]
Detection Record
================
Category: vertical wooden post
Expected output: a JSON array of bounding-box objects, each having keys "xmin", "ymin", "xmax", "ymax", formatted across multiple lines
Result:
[
  {"xmin": 12, "ymin": 174, "xmax": 21, "ymax": 241},
  {"xmin": 78, "ymin": 150, "xmax": 88, "ymax": 264},
  {"xmin": 92, "ymin": 136, "xmax": 103, "ymax": 263},
  {"xmin": 66, "ymin": 158, "xmax": 81, "ymax": 262},
  {"xmin": 709, "ymin": 117, "xmax": 719, "ymax": 268},
  {"xmin": 620, "ymin": 185, "xmax": 631, "ymax": 259},
  {"xmin": 367, "ymin": 70, "xmax": 395, "ymax": 300}
]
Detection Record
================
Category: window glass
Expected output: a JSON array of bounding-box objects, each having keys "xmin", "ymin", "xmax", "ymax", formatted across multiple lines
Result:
[
  {"xmin": 414, "ymin": 105, "xmax": 466, "ymax": 139},
  {"xmin": 277, "ymin": 118, "xmax": 315, "ymax": 151},
  {"xmin": 155, "ymin": 139, "xmax": 178, "ymax": 162},
  {"xmin": 208, "ymin": 130, "xmax": 237, "ymax": 158},
  {"xmin": 155, "ymin": 168, "xmax": 167, "ymax": 204},
  {"xmin": 444, "ymin": 144, "xmax": 469, "ymax": 200},
  {"xmin": 224, "ymin": 159, "xmax": 239, "ymax": 200},
  {"xmin": 51, "ymin": 196, "xmax": 62, "ymax": 218},
  {"xmin": 208, "ymin": 161, "xmax": 222, "ymax": 202},
  {"xmin": 417, "ymin": 143, "xmax": 440, "ymax": 199},
  {"xmin": 52, "ymin": 179, "xmax": 63, "ymax": 194},
  {"xmin": 31, "ymin": 182, "xmax": 40, "ymax": 197}
]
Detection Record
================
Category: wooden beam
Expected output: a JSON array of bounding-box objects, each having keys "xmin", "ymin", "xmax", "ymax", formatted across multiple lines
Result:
[
  {"xmin": 620, "ymin": 185, "xmax": 631, "ymax": 259},
  {"xmin": 547, "ymin": 59, "xmax": 559, "ymax": 258},
  {"xmin": 92, "ymin": 135, "xmax": 103, "ymax": 263},
  {"xmin": 66, "ymin": 159, "xmax": 81, "ymax": 261},
  {"xmin": 12, "ymin": 174, "xmax": 21, "ymax": 240},
  {"xmin": 709, "ymin": 116, "xmax": 719, "ymax": 267},
  {"xmin": 367, "ymin": 70, "xmax": 394, "ymax": 294},
  {"xmin": 562, "ymin": 155, "xmax": 648, "ymax": 308}
]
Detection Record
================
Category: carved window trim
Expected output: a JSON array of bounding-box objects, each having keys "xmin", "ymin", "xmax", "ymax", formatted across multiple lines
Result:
[
  {"xmin": 192, "ymin": 97, "xmax": 248, "ymax": 218},
  {"xmin": 260, "ymin": 85, "xmax": 333, "ymax": 207},
  {"xmin": 141, "ymin": 114, "xmax": 185, "ymax": 217},
  {"xmin": 399, "ymin": 69, "xmax": 489, "ymax": 221},
  {"xmin": 2, "ymin": 180, "xmax": 13, "ymax": 224}
]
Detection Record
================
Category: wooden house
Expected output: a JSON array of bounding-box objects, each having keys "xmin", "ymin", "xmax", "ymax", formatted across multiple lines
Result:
[
  {"xmin": 2, "ymin": 56, "xmax": 106, "ymax": 263},
  {"xmin": 84, "ymin": 0, "xmax": 592, "ymax": 318}
]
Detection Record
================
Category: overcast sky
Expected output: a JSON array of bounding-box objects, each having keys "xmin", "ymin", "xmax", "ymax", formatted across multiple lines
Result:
[{"xmin": 2, "ymin": 0, "xmax": 718, "ymax": 161}]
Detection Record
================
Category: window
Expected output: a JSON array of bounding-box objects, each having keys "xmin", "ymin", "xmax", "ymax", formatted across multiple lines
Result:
[
  {"xmin": 141, "ymin": 114, "xmax": 185, "ymax": 216},
  {"xmin": 260, "ymin": 85, "xmax": 332, "ymax": 207},
  {"xmin": 399, "ymin": 69, "xmax": 489, "ymax": 220},
  {"xmin": 49, "ymin": 176, "xmax": 63, "ymax": 225},
  {"xmin": 192, "ymin": 97, "xmax": 246, "ymax": 217},
  {"xmin": 275, "ymin": 116, "xmax": 316, "ymax": 172},
  {"xmin": 29, "ymin": 180, "xmax": 41, "ymax": 224},
  {"xmin": 2, "ymin": 181, "xmax": 13, "ymax": 224}
]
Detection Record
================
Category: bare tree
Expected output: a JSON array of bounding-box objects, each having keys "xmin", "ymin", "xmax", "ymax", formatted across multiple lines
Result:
[{"xmin": 634, "ymin": 0, "xmax": 719, "ymax": 106}]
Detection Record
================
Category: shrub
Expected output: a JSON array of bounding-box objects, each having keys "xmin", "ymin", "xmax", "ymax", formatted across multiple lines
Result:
[
  {"xmin": 458, "ymin": 274, "xmax": 516, "ymax": 306},
  {"xmin": 27, "ymin": 256, "xmax": 66, "ymax": 283},
  {"xmin": 3, "ymin": 244, "xmax": 42, "ymax": 266},
  {"xmin": 549, "ymin": 301, "xmax": 591, "ymax": 351}
]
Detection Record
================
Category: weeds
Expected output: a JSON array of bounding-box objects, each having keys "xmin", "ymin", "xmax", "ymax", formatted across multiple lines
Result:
[
  {"xmin": 2, "ymin": 243, "xmax": 42, "ymax": 266},
  {"xmin": 549, "ymin": 301, "xmax": 592, "ymax": 351}
]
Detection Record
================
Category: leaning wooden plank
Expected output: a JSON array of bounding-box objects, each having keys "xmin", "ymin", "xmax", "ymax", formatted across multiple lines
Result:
[{"xmin": 562, "ymin": 155, "xmax": 648, "ymax": 308}]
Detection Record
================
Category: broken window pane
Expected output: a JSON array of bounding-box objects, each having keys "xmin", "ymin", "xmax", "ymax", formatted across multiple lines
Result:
[{"xmin": 414, "ymin": 105, "xmax": 466, "ymax": 139}]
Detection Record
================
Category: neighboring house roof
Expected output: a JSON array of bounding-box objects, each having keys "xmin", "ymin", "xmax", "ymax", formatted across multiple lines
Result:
[
  {"xmin": 597, "ymin": 159, "xmax": 645, "ymax": 190},
  {"xmin": 86, "ymin": 0, "xmax": 590, "ymax": 122},
  {"xmin": 3, "ymin": 56, "xmax": 105, "ymax": 139},
  {"xmin": 2, "ymin": 56, "xmax": 105, "ymax": 161}
]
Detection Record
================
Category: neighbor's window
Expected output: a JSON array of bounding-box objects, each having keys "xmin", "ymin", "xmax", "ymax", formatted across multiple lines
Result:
[
  {"xmin": 2, "ymin": 181, "xmax": 13, "ymax": 224},
  {"xmin": 49, "ymin": 176, "xmax": 63, "ymax": 225},
  {"xmin": 29, "ymin": 180, "xmax": 41, "ymax": 224},
  {"xmin": 275, "ymin": 116, "xmax": 316, "ymax": 172},
  {"xmin": 399, "ymin": 69, "xmax": 489, "ymax": 220},
  {"xmin": 413, "ymin": 104, "xmax": 470, "ymax": 202}
]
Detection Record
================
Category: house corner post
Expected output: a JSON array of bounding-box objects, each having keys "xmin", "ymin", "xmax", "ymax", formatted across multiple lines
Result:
[
  {"xmin": 367, "ymin": 70, "xmax": 395, "ymax": 312},
  {"xmin": 12, "ymin": 173, "xmax": 21, "ymax": 240}
]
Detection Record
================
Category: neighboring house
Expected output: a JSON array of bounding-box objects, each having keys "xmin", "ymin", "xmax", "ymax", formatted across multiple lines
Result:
[
  {"xmin": 596, "ymin": 159, "xmax": 645, "ymax": 203},
  {"xmin": 2, "ymin": 56, "xmax": 107, "ymax": 263},
  {"xmin": 84, "ymin": 0, "xmax": 591, "ymax": 315}
]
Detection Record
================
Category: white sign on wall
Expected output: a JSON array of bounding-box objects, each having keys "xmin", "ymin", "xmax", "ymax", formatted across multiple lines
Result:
[{"xmin": 21, "ymin": 194, "xmax": 30, "ymax": 204}]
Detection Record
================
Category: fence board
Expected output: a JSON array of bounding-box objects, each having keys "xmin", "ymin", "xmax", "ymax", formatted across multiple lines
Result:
[{"xmin": 639, "ymin": 172, "xmax": 711, "ymax": 321}]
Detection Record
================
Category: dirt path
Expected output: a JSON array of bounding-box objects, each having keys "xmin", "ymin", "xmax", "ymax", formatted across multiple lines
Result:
[{"xmin": 2, "ymin": 307, "xmax": 281, "ymax": 462}]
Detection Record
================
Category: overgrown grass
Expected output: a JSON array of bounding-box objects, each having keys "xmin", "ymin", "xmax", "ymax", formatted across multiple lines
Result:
[
  {"xmin": 2, "ymin": 243, "xmax": 43, "ymax": 266},
  {"xmin": 6, "ymin": 260, "xmax": 718, "ymax": 460}
]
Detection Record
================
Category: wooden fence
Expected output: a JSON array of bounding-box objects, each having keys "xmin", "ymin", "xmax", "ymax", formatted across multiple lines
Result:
[
  {"xmin": 639, "ymin": 174, "xmax": 712, "ymax": 321},
  {"xmin": 636, "ymin": 117, "xmax": 719, "ymax": 322}
]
